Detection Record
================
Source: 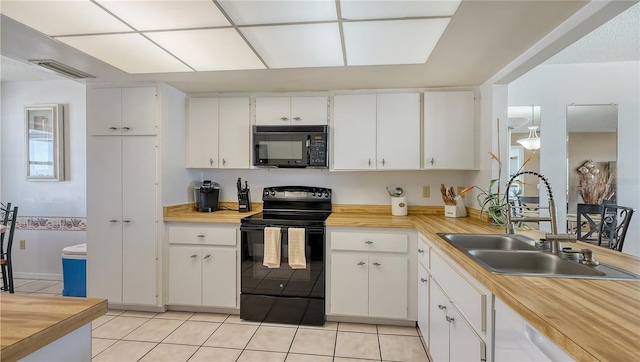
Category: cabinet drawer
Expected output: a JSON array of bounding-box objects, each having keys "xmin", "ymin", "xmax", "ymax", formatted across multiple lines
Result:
[
  {"xmin": 417, "ymin": 234, "xmax": 429, "ymax": 268},
  {"xmin": 169, "ymin": 226, "xmax": 237, "ymax": 246},
  {"xmin": 331, "ymin": 232, "xmax": 407, "ymax": 253},
  {"xmin": 431, "ymin": 250, "xmax": 486, "ymax": 333}
]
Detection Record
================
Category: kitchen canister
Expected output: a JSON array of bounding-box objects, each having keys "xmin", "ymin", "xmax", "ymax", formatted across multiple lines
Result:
[{"xmin": 391, "ymin": 196, "xmax": 408, "ymax": 216}]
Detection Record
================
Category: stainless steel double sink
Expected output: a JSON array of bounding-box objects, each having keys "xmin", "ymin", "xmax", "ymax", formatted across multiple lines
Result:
[{"xmin": 437, "ymin": 233, "xmax": 640, "ymax": 280}]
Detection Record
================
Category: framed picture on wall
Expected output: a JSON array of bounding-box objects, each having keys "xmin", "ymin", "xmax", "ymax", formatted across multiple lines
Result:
[{"xmin": 25, "ymin": 104, "xmax": 65, "ymax": 181}]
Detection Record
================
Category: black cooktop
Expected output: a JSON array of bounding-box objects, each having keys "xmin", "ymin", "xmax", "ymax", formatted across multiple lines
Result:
[
  {"xmin": 241, "ymin": 186, "xmax": 332, "ymax": 227},
  {"xmin": 241, "ymin": 211, "xmax": 330, "ymax": 227}
]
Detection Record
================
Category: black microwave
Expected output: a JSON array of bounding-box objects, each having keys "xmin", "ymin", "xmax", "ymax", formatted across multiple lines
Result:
[{"xmin": 253, "ymin": 125, "xmax": 329, "ymax": 168}]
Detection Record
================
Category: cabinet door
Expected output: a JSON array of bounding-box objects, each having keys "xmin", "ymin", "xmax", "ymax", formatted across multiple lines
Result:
[
  {"xmin": 333, "ymin": 94, "xmax": 377, "ymax": 170},
  {"xmin": 330, "ymin": 253, "xmax": 369, "ymax": 316},
  {"xmin": 255, "ymin": 97, "xmax": 291, "ymax": 125},
  {"xmin": 87, "ymin": 88, "xmax": 122, "ymax": 135},
  {"xmin": 169, "ymin": 246, "xmax": 202, "ymax": 305},
  {"xmin": 187, "ymin": 98, "xmax": 219, "ymax": 168},
  {"xmin": 87, "ymin": 137, "xmax": 123, "ymax": 302},
  {"xmin": 121, "ymin": 87, "xmax": 157, "ymax": 135},
  {"xmin": 376, "ymin": 93, "xmax": 420, "ymax": 170},
  {"xmin": 417, "ymin": 264, "xmax": 430, "ymax": 347},
  {"xmin": 122, "ymin": 137, "xmax": 158, "ymax": 305},
  {"xmin": 368, "ymin": 254, "xmax": 408, "ymax": 319},
  {"xmin": 449, "ymin": 303, "xmax": 486, "ymax": 362},
  {"xmin": 429, "ymin": 279, "xmax": 450, "ymax": 362},
  {"xmin": 219, "ymin": 97, "xmax": 250, "ymax": 168},
  {"xmin": 202, "ymin": 248, "xmax": 237, "ymax": 307},
  {"xmin": 291, "ymin": 97, "xmax": 328, "ymax": 125},
  {"xmin": 424, "ymin": 91, "xmax": 475, "ymax": 170}
]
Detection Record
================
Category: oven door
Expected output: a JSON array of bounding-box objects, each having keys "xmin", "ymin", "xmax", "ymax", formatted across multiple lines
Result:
[
  {"xmin": 240, "ymin": 224, "xmax": 325, "ymax": 325},
  {"xmin": 253, "ymin": 131, "xmax": 309, "ymax": 167},
  {"xmin": 240, "ymin": 225, "xmax": 324, "ymax": 297}
]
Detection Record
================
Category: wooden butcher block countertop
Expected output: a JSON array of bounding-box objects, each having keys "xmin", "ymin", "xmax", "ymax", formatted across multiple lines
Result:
[
  {"xmin": 165, "ymin": 203, "xmax": 640, "ymax": 361},
  {"xmin": 0, "ymin": 294, "xmax": 107, "ymax": 362}
]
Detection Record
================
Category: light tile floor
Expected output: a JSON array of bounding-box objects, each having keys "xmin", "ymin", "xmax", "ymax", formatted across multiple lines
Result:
[{"xmin": 2, "ymin": 278, "xmax": 432, "ymax": 362}]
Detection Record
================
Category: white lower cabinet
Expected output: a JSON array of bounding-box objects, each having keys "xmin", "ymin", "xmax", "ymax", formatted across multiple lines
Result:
[
  {"xmin": 417, "ymin": 264, "xmax": 429, "ymax": 346},
  {"xmin": 330, "ymin": 229, "xmax": 414, "ymax": 320},
  {"xmin": 168, "ymin": 225, "xmax": 238, "ymax": 308},
  {"xmin": 430, "ymin": 279, "xmax": 486, "ymax": 362}
]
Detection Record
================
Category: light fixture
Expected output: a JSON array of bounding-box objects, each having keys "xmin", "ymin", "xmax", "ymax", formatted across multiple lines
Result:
[
  {"xmin": 517, "ymin": 105, "xmax": 541, "ymax": 150},
  {"xmin": 28, "ymin": 59, "xmax": 95, "ymax": 79}
]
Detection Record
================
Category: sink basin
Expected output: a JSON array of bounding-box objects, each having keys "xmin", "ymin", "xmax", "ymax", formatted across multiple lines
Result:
[
  {"xmin": 468, "ymin": 250, "xmax": 605, "ymax": 276},
  {"xmin": 437, "ymin": 233, "xmax": 640, "ymax": 280},
  {"xmin": 437, "ymin": 233, "xmax": 539, "ymax": 251}
]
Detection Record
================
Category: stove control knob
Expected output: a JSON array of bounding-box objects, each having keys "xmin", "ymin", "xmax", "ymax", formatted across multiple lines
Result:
[
  {"xmin": 263, "ymin": 190, "xmax": 269, "ymax": 196},
  {"xmin": 270, "ymin": 190, "xmax": 276, "ymax": 196}
]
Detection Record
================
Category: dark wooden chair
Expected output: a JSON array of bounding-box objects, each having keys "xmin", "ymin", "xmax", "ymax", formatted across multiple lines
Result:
[
  {"xmin": 1, "ymin": 204, "xmax": 18, "ymax": 293},
  {"xmin": 598, "ymin": 205, "xmax": 634, "ymax": 252}
]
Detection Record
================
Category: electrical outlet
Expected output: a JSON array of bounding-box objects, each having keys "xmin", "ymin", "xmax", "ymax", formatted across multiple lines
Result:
[
  {"xmin": 422, "ymin": 186, "xmax": 430, "ymax": 198},
  {"xmin": 20, "ymin": 240, "xmax": 26, "ymax": 249}
]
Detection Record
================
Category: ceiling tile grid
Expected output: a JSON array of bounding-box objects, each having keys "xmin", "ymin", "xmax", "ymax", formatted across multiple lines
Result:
[{"xmin": 0, "ymin": 0, "xmax": 462, "ymax": 74}]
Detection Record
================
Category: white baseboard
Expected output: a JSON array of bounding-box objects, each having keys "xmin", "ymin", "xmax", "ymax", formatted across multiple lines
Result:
[{"xmin": 14, "ymin": 272, "xmax": 63, "ymax": 281}]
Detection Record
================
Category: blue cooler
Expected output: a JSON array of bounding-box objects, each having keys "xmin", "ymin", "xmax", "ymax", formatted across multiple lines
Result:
[{"xmin": 62, "ymin": 243, "xmax": 87, "ymax": 297}]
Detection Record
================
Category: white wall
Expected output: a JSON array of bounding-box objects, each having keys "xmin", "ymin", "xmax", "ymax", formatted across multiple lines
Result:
[
  {"xmin": 509, "ymin": 61, "xmax": 640, "ymax": 256},
  {"xmin": 1, "ymin": 79, "xmax": 87, "ymax": 278}
]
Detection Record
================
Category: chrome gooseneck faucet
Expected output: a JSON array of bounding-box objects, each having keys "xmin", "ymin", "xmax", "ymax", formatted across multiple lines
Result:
[{"xmin": 505, "ymin": 171, "xmax": 558, "ymax": 235}]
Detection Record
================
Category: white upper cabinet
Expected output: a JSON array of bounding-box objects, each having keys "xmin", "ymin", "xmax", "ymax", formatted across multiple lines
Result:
[
  {"xmin": 333, "ymin": 94, "xmax": 377, "ymax": 170},
  {"xmin": 187, "ymin": 98, "xmax": 219, "ymax": 168},
  {"xmin": 377, "ymin": 93, "xmax": 421, "ymax": 170},
  {"xmin": 186, "ymin": 97, "xmax": 250, "ymax": 169},
  {"xmin": 333, "ymin": 93, "xmax": 420, "ymax": 170},
  {"xmin": 256, "ymin": 96, "xmax": 328, "ymax": 125},
  {"xmin": 88, "ymin": 87, "xmax": 157, "ymax": 136},
  {"xmin": 423, "ymin": 91, "xmax": 475, "ymax": 170}
]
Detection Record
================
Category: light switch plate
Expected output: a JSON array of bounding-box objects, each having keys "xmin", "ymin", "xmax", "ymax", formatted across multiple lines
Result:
[{"xmin": 422, "ymin": 186, "xmax": 430, "ymax": 198}]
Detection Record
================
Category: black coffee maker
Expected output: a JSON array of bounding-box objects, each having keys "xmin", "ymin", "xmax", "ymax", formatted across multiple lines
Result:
[{"xmin": 194, "ymin": 180, "xmax": 220, "ymax": 212}]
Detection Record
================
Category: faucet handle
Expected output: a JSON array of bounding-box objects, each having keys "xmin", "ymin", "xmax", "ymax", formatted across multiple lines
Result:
[
  {"xmin": 545, "ymin": 233, "xmax": 577, "ymax": 242},
  {"xmin": 580, "ymin": 249, "xmax": 600, "ymax": 266}
]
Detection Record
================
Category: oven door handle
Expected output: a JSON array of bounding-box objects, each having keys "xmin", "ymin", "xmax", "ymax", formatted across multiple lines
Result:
[{"xmin": 240, "ymin": 225, "xmax": 325, "ymax": 233}]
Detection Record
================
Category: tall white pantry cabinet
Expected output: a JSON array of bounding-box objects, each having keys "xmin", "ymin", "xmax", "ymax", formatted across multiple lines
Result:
[{"xmin": 87, "ymin": 85, "xmax": 169, "ymax": 307}]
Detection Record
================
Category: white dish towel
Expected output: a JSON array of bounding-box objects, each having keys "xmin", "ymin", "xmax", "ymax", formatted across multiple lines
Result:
[
  {"xmin": 288, "ymin": 227, "xmax": 306, "ymax": 269},
  {"xmin": 263, "ymin": 227, "xmax": 281, "ymax": 269}
]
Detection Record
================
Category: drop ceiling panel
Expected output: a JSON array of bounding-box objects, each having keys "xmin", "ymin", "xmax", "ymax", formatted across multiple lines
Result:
[
  {"xmin": 219, "ymin": 0, "xmax": 337, "ymax": 25},
  {"xmin": 96, "ymin": 0, "xmax": 231, "ymax": 31},
  {"xmin": 344, "ymin": 19, "xmax": 450, "ymax": 66},
  {"xmin": 241, "ymin": 23, "xmax": 343, "ymax": 68},
  {"xmin": 340, "ymin": 0, "xmax": 461, "ymax": 20},
  {"xmin": 56, "ymin": 33, "xmax": 192, "ymax": 74},
  {"xmin": 0, "ymin": 0, "xmax": 132, "ymax": 36},
  {"xmin": 146, "ymin": 29, "xmax": 265, "ymax": 71}
]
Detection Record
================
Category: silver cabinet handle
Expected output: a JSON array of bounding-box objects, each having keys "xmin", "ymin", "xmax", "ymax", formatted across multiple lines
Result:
[
  {"xmin": 430, "ymin": 157, "xmax": 435, "ymax": 166},
  {"xmin": 365, "ymin": 241, "xmax": 373, "ymax": 244},
  {"xmin": 381, "ymin": 158, "xmax": 386, "ymax": 166},
  {"xmin": 222, "ymin": 158, "xmax": 226, "ymax": 166},
  {"xmin": 368, "ymin": 159, "xmax": 371, "ymax": 167},
  {"xmin": 280, "ymin": 117, "xmax": 289, "ymax": 121},
  {"xmin": 446, "ymin": 316, "xmax": 455, "ymax": 323},
  {"xmin": 438, "ymin": 304, "xmax": 446, "ymax": 310},
  {"xmin": 109, "ymin": 127, "xmax": 118, "ymax": 130},
  {"xmin": 109, "ymin": 219, "xmax": 118, "ymax": 223},
  {"xmin": 122, "ymin": 220, "xmax": 131, "ymax": 223},
  {"xmin": 122, "ymin": 126, "xmax": 131, "ymax": 130},
  {"xmin": 210, "ymin": 158, "xmax": 214, "ymax": 166},
  {"xmin": 197, "ymin": 234, "xmax": 205, "ymax": 238},
  {"xmin": 357, "ymin": 261, "xmax": 366, "ymax": 266},
  {"xmin": 293, "ymin": 117, "xmax": 301, "ymax": 121},
  {"xmin": 420, "ymin": 278, "xmax": 427, "ymax": 283},
  {"xmin": 418, "ymin": 249, "xmax": 424, "ymax": 253},
  {"xmin": 372, "ymin": 262, "xmax": 381, "ymax": 266},
  {"xmin": 203, "ymin": 254, "xmax": 211, "ymax": 259},
  {"xmin": 190, "ymin": 254, "xmax": 198, "ymax": 258}
]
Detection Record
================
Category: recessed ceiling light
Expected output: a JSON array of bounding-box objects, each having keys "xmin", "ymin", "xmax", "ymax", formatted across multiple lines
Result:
[
  {"xmin": 145, "ymin": 29, "xmax": 265, "ymax": 71},
  {"xmin": 96, "ymin": 0, "xmax": 231, "ymax": 31},
  {"xmin": 56, "ymin": 33, "xmax": 192, "ymax": 74},
  {"xmin": 241, "ymin": 24, "xmax": 343, "ymax": 68},
  {"xmin": 344, "ymin": 19, "xmax": 450, "ymax": 66},
  {"xmin": 0, "ymin": 0, "xmax": 131, "ymax": 36}
]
